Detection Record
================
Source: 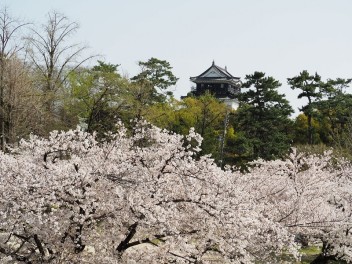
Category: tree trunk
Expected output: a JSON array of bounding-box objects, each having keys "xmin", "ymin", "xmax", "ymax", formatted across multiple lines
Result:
[
  {"xmin": 0, "ymin": 56, "xmax": 5, "ymax": 152},
  {"xmin": 308, "ymin": 113, "xmax": 313, "ymax": 145}
]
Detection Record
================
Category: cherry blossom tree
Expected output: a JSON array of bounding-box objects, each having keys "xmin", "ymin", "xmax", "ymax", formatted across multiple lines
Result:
[
  {"xmin": 0, "ymin": 121, "xmax": 296, "ymax": 263},
  {"xmin": 242, "ymin": 149, "xmax": 352, "ymax": 263},
  {"xmin": 0, "ymin": 120, "xmax": 351, "ymax": 263}
]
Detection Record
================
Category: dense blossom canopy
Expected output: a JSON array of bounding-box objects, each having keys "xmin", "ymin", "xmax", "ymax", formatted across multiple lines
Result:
[{"xmin": 0, "ymin": 121, "xmax": 351, "ymax": 263}]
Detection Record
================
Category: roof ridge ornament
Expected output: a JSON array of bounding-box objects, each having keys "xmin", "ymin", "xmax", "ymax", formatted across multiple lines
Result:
[{"xmin": 212, "ymin": 60, "xmax": 215, "ymax": 66}]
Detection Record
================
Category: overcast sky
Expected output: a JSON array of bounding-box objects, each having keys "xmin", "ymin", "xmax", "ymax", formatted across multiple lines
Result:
[{"xmin": 2, "ymin": 0, "xmax": 352, "ymax": 115}]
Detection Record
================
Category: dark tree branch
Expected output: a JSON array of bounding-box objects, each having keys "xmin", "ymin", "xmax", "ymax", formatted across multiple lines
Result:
[{"xmin": 116, "ymin": 222, "xmax": 138, "ymax": 252}]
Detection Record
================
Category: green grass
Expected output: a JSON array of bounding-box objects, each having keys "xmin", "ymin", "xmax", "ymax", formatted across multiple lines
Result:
[
  {"xmin": 299, "ymin": 246, "xmax": 321, "ymax": 255},
  {"xmin": 295, "ymin": 246, "xmax": 346, "ymax": 264},
  {"xmin": 299, "ymin": 246, "xmax": 321, "ymax": 263}
]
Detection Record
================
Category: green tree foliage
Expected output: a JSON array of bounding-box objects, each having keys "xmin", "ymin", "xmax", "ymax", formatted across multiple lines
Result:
[
  {"xmin": 142, "ymin": 93, "xmax": 230, "ymax": 163},
  {"xmin": 290, "ymin": 75, "xmax": 352, "ymax": 150},
  {"xmin": 313, "ymin": 78, "xmax": 352, "ymax": 151},
  {"xmin": 106, "ymin": 58, "xmax": 180, "ymax": 123},
  {"xmin": 292, "ymin": 113, "xmax": 325, "ymax": 145},
  {"xmin": 131, "ymin": 57, "xmax": 178, "ymax": 103},
  {"xmin": 232, "ymin": 72, "xmax": 293, "ymax": 164},
  {"xmin": 316, "ymin": 78, "xmax": 352, "ymax": 136},
  {"xmin": 116, "ymin": 81, "xmax": 158, "ymax": 121},
  {"xmin": 66, "ymin": 61, "xmax": 126, "ymax": 134},
  {"xmin": 66, "ymin": 58, "xmax": 179, "ymax": 135},
  {"xmin": 143, "ymin": 98, "xmax": 179, "ymax": 130},
  {"xmin": 176, "ymin": 93, "xmax": 228, "ymax": 159},
  {"xmin": 288, "ymin": 71, "xmax": 322, "ymax": 145}
]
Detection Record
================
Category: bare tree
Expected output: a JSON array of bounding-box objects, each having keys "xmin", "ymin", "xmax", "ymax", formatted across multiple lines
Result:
[
  {"xmin": 0, "ymin": 7, "xmax": 28, "ymax": 151},
  {"xmin": 5, "ymin": 57, "xmax": 45, "ymax": 144},
  {"xmin": 27, "ymin": 11, "xmax": 94, "ymax": 114}
]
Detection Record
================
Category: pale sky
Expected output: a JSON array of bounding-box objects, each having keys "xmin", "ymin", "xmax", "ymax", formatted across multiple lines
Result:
[{"xmin": 2, "ymin": 0, "xmax": 352, "ymax": 115}]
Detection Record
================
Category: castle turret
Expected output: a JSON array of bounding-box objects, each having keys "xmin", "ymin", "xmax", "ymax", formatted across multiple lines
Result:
[{"xmin": 189, "ymin": 61, "xmax": 241, "ymax": 109}]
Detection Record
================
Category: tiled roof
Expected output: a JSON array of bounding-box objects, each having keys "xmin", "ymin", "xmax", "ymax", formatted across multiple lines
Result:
[{"xmin": 190, "ymin": 61, "xmax": 240, "ymax": 81}]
